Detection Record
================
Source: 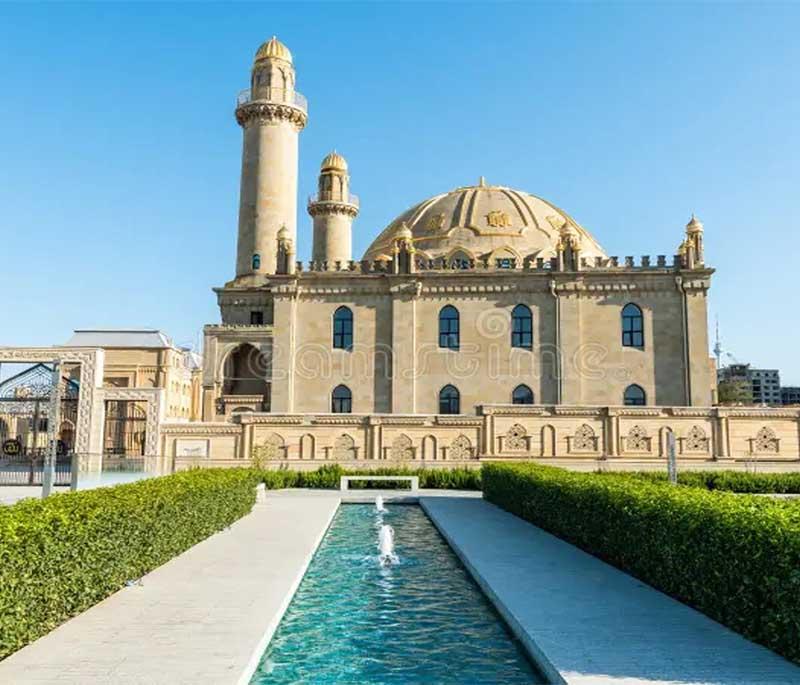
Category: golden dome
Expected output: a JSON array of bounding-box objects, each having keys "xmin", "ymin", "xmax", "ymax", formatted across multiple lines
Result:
[
  {"xmin": 254, "ymin": 36, "xmax": 292, "ymax": 64},
  {"xmin": 363, "ymin": 182, "xmax": 606, "ymax": 262},
  {"xmin": 321, "ymin": 150, "xmax": 348, "ymax": 172},
  {"xmin": 686, "ymin": 214, "xmax": 704, "ymax": 233}
]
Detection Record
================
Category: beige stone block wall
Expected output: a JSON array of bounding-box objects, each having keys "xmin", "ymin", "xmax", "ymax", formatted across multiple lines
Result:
[
  {"xmin": 158, "ymin": 407, "xmax": 800, "ymax": 471},
  {"xmin": 492, "ymin": 415, "xmax": 606, "ymax": 458},
  {"xmin": 287, "ymin": 294, "xmax": 393, "ymax": 414},
  {"xmin": 726, "ymin": 417, "xmax": 800, "ymax": 460},
  {"xmin": 574, "ymin": 293, "xmax": 685, "ymax": 406},
  {"xmin": 411, "ymin": 294, "xmax": 553, "ymax": 413}
]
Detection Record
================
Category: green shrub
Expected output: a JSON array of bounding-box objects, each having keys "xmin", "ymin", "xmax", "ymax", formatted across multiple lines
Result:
[
  {"xmin": 0, "ymin": 468, "xmax": 258, "ymax": 660},
  {"xmin": 483, "ymin": 462, "xmax": 800, "ymax": 664},
  {"xmin": 609, "ymin": 470, "xmax": 800, "ymax": 494},
  {"xmin": 258, "ymin": 465, "xmax": 481, "ymax": 491}
]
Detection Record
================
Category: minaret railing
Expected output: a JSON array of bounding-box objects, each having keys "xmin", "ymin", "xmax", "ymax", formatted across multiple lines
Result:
[{"xmin": 236, "ymin": 88, "xmax": 308, "ymax": 112}]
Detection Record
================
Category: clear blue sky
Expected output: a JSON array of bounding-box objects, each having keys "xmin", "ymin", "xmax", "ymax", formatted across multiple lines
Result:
[{"xmin": 1, "ymin": 3, "xmax": 798, "ymax": 381}]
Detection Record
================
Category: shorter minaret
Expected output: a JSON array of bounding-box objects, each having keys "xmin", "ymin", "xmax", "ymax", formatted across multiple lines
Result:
[
  {"xmin": 680, "ymin": 214, "xmax": 704, "ymax": 268},
  {"xmin": 308, "ymin": 151, "xmax": 359, "ymax": 265}
]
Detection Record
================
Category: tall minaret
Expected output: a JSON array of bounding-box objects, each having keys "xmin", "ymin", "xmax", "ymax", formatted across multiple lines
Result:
[
  {"xmin": 308, "ymin": 151, "xmax": 359, "ymax": 264},
  {"xmin": 234, "ymin": 36, "xmax": 307, "ymax": 277}
]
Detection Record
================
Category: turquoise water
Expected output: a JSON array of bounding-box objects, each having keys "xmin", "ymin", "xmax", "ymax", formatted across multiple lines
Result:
[{"xmin": 251, "ymin": 504, "xmax": 542, "ymax": 684}]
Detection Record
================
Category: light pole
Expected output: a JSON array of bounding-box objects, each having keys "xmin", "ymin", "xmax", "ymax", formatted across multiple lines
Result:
[
  {"xmin": 42, "ymin": 361, "xmax": 62, "ymax": 498},
  {"xmin": 666, "ymin": 428, "xmax": 678, "ymax": 485}
]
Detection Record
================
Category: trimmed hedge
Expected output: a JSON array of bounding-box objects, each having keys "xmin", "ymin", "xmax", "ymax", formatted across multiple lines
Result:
[
  {"xmin": 259, "ymin": 464, "xmax": 482, "ymax": 490},
  {"xmin": 483, "ymin": 462, "xmax": 800, "ymax": 664},
  {"xmin": 0, "ymin": 468, "xmax": 258, "ymax": 659},
  {"xmin": 609, "ymin": 469, "xmax": 800, "ymax": 494}
]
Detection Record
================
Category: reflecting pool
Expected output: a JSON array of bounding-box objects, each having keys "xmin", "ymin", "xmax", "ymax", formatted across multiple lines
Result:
[{"xmin": 251, "ymin": 504, "xmax": 542, "ymax": 684}]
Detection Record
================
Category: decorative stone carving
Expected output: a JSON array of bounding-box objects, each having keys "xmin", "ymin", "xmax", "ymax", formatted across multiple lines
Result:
[
  {"xmin": 626, "ymin": 425, "xmax": 650, "ymax": 452},
  {"xmin": 332, "ymin": 434, "xmax": 357, "ymax": 460},
  {"xmin": 307, "ymin": 201, "xmax": 358, "ymax": 218},
  {"xmin": 486, "ymin": 210, "xmax": 512, "ymax": 228},
  {"xmin": 685, "ymin": 425, "xmax": 709, "ymax": 452},
  {"xmin": 572, "ymin": 424, "xmax": 596, "ymax": 451},
  {"xmin": 252, "ymin": 432, "xmax": 285, "ymax": 461},
  {"xmin": 449, "ymin": 434, "xmax": 473, "ymax": 460},
  {"xmin": 754, "ymin": 427, "xmax": 779, "ymax": 453},
  {"xmin": 427, "ymin": 213, "xmax": 446, "ymax": 230},
  {"xmin": 390, "ymin": 434, "xmax": 413, "ymax": 461},
  {"xmin": 505, "ymin": 424, "xmax": 528, "ymax": 451},
  {"xmin": 235, "ymin": 102, "xmax": 307, "ymax": 129}
]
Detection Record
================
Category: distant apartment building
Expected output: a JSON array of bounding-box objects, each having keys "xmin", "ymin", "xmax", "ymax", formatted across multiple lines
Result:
[
  {"xmin": 781, "ymin": 386, "xmax": 800, "ymax": 406},
  {"xmin": 717, "ymin": 364, "xmax": 781, "ymax": 406}
]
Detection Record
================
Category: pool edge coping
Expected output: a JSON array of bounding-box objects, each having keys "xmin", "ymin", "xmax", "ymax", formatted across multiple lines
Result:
[
  {"xmin": 419, "ymin": 497, "xmax": 566, "ymax": 685},
  {"xmin": 236, "ymin": 497, "xmax": 342, "ymax": 685}
]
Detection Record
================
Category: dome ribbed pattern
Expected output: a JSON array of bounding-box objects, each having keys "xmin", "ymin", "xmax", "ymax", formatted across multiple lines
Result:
[{"xmin": 254, "ymin": 36, "xmax": 292, "ymax": 64}]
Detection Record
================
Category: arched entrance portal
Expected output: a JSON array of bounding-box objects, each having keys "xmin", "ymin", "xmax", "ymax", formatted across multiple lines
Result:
[{"xmin": 220, "ymin": 344, "xmax": 270, "ymax": 414}]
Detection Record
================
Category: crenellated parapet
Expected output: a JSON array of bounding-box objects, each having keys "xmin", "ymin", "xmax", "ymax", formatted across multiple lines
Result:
[{"xmin": 287, "ymin": 252, "xmax": 710, "ymax": 276}]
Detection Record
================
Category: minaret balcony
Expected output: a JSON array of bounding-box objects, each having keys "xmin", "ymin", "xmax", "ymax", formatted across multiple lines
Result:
[
  {"xmin": 307, "ymin": 192, "xmax": 359, "ymax": 209},
  {"xmin": 236, "ymin": 87, "xmax": 307, "ymax": 113}
]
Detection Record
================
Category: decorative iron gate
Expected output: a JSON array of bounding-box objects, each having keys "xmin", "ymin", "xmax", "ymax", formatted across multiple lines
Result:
[
  {"xmin": 0, "ymin": 363, "xmax": 78, "ymax": 485},
  {"xmin": 103, "ymin": 400, "xmax": 147, "ymax": 457}
]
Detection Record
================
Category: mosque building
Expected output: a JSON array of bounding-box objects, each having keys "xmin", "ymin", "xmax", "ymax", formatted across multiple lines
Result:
[{"xmin": 3, "ymin": 36, "xmax": 798, "ymax": 473}]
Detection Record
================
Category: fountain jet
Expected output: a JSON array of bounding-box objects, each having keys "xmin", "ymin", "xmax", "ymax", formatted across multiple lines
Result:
[
  {"xmin": 375, "ymin": 495, "xmax": 387, "ymax": 513},
  {"xmin": 378, "ymin": 524, "xmax": 398, "ymax": 566}
]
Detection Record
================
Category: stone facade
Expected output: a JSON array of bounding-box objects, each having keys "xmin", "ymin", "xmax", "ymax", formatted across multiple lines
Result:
[{"xmin": 161, "ymin": 405, "xmax": 800, "ymax": 471}]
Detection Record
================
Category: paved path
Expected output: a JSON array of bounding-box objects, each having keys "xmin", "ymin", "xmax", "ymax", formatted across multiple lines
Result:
[
  {"xmin": 0, "ymin": 486, "xmax": 68, "ymax": 505},
  {"xmin": 0, "ymin": 493, "xmax": 340, "ymax": 684},
  {"xmin": 421, "ymin": 497, "xmax": 800, "ymax": 685}
]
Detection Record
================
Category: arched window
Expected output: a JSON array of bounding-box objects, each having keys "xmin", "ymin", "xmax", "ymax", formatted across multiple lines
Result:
[
  {"xmin": 511, "ymin": 304, "xmax": 533, "ymax": 349},
  {"xmin": 439, "ymin": 385, "xmax": 460, "ymax": 414},
  {"xmin": 333, "ymin": 306, "xmax": 353, "ymax": 351},
  {"xmin": 449, "ymin": 251, "xmax": 471, "ymax": 270},
  {"xmin": 622, "ymin": 303, "xmax": 644, "ymax": 348},
  {"xmin": 439, "ymin": 306, "xmax": 459, "ymax": 349},
  {"xmin": 624, "ymin": 384, "xmax": 646, "ymax": 406},
  {"xmin": 252, "ymin": 253, "xmax": 261, "ymax": 270},
  {"xmin": 512, "ymin": 384, "xmax": 534, "ymax": 405},
  {"xmin": 331, "ymin": 385, "xmax": 352, "ymax": 413}
]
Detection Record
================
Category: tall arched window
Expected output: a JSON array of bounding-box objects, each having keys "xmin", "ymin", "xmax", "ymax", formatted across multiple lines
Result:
[
  {"xmin": 439, "ymin": 306, "xmax": 460, "ymax": 350},
  {"xmin": 511, "ymin": 304, "xmax": 533, "ymax": 349},
  {"xmin": 252, "ymin": 253, "xmax": 261, "ymax": 270},
  {"xmin": 512, "ymin": 384, "xmax": 534, "ymax": 405},
  {"xmin": 622, "ymin": 303, "xmax": 644, "ymax": 348},
  {"xmin": 333, "ymin": 306, "xmax": 353, "ymax": 351},
  {"xmin": 439, "ymin": 385, "xmax": 460, "ymax": 414},
  {"xmin": 331, "ymin": 385, "xmax": 352, "ymax": 413},
  {"xmin": 623, "ymin": 384, "xmax": 646, "ymax": 406}
]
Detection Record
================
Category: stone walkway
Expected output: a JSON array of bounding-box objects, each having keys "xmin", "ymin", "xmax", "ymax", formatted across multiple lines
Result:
[
  {"xmin": 421, "ymin": 497, "xmax": 800, "ymax": 685},
  {"xmin": 0, "ymin": 493, "xmax": 340, "ymax": 684}
]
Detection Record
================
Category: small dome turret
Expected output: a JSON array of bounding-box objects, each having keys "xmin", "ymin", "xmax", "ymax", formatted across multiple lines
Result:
[
  {"xmin": 686, "ymin": 214, "xmax": 704, "ymax": 234},
  {"xmin": 396, "ymin": 222, "xmax": 413, "ymax": 241},
  {"xmin": 321, "ymin": 151, "xmax": 348, "ymax": 172},
  {"xmin": 254, "ymin": 36, "xmax": 292, "ymax": 65}
]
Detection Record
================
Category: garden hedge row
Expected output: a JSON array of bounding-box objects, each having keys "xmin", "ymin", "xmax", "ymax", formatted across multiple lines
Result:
[
  {"xmin": 259, "ymin": 464, "xmax": 481, "ymax": 490},
  {"xmin": 0, "ymin": 468, "xmax": 258, "ymax": 659},
  {"xmin": 482, "ymin": 462, "xmax": 800, "ymax": 664},
  {"xmin": 609, "ymin": 469, "xmax": 800, "ymax": 494}
]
